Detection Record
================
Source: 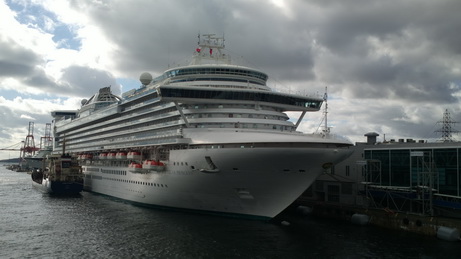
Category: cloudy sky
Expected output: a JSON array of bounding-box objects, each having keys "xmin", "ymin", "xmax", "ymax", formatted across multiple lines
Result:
[{"xmin": 1, "ymin": 0, "xmax": 461, "ymax": 159}]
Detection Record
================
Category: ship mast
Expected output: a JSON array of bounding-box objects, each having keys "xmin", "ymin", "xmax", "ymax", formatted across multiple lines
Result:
[
  {"xmin": 316, "ymin": 86, "xmax": 330, "ymax": 136},
  {"xmin": 323, "ymin": 86, "xmax": 329, "ymax": 135},
  {"xmin": 191, "ymin": 33, "xmax": 230, "ymax": 65}
]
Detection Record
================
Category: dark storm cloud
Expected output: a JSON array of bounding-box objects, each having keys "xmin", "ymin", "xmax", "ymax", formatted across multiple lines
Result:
[
  {"xmin": 67, "ymin": 0, "xmax": 316, "ymax": 81},
  {"xmin": 2, "ymin": 0, "xmax": 461, "ymax": 145},
  {"xmin": 0, "ymin": 106, "xmax": 30, "ymax": 138},
  {"xmin": 0, "ymin": 38, "xmax": 41, "ymax": 77},
  {"xmin": 60, "ymin": 65, "xmax": 121, "ymax": 96},
  {"xmin": 22, "ymin": 67, "xmax": 61, "ymax": 89},
  {"xmin": 298, "ymin": 0, "xmax": 461, "ymax": 104},
  {"xmin": 65, "ymin": 0, "xmax": 461, "ymax": 106}
]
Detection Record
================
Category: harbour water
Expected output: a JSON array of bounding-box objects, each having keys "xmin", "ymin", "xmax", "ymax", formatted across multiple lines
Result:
[{"xmin": 1, "ymin": 165, "xmax": 460, "ymax": 258}]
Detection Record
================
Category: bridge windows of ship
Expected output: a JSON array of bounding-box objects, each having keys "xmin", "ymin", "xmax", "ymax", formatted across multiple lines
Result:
[
  {"xmin": 170, "ymin": 77, "xmax": 265, "ymax": 86},
  {"xmin": 160, "ymin": 87, "xmax": 322, "ymax": 109},
  {"xmin": 164, "ymin": 67, "xmax": 268, "ymax": 82}
]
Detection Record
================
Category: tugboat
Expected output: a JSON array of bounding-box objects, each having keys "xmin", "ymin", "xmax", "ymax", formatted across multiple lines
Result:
[{"xmin": 31, "ymin": 153, "xmax": 84, "ymax": 195}]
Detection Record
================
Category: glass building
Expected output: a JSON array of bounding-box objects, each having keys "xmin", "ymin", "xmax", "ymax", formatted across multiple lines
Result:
[{"xmin": 365, "ymin": 144, "xmax": 461, "ymax": 196}]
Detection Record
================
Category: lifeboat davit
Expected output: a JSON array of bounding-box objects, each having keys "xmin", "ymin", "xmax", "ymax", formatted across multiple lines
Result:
[
  {"xmin": 99, "ymin": 153, "xmax": 108, "ymax": 160},
  {"xmin": 116, "ymin": 152, "xmax": 127, "ymax": 160},
  {"xmin": 127, "ymin": 151, "xmax": 142, "ymax": 161},
  {"xmin": 128, "ymin": 162, "xmax": 142, "ymax": 172},
  {"xmin": 107, "ymin": 152, "xmax": 117, "ymax": 160}
]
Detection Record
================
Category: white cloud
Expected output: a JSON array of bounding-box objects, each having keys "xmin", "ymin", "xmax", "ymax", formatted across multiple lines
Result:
[{"xmin": 1, "ymin": 0, "xmax": 461, "ymax": 159}]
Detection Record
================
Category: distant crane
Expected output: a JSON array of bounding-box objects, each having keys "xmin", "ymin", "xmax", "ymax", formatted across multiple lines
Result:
[
  {"xmin": 0, "ymin": 142, "xmax": 23, "ymax": 151},
  {"xmin": 1, "ymin": 122, "xmax": 50, "ymax": 162},
  {"xmin": 21, "ymin": 122, "xmax": 39, "ymax": 158}
]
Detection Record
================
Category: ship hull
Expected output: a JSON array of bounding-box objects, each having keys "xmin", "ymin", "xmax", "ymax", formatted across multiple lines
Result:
[
  {"xmin": 82, "ymin": 146, "xmax": 351, "ymax": 219},
  {"xmin": 32, "ymin": 178, "xmax": 83, "ymax": 195}
]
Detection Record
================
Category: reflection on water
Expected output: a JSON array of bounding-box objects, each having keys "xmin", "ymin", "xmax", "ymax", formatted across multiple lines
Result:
[{"xmin": 1, "ymin": 166, "xmax": 460, "ymax": 258}]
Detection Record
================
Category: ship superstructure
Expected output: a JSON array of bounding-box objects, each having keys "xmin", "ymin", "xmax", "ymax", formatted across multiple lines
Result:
[{"xmin": 51, "ymin": 34, "xmax": 352, "ymax": 219}]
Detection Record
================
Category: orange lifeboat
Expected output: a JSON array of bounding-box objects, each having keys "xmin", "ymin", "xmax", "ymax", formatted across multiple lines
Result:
[
  {"xmin": 142, "ymin": 160, "xmax": 159, "ymax": 169},
  {"xmin": 157, "ymin": 161, "xmax": 166, "ymax": 171},
  {"xmin": 127, "ymin": 151, "xmax": 142, "ymax": 160},
  {"xmin": 116, "ymin": 152, "xmax": 127, "ymax": 160},
  {"xmin": 99, "ymin": 153, "xmax": 108, "ymax": 160},
  {"xmin": 128, "ymin": 162, "xmax": 142, "ymax": 172},
  {"xmin": 84, "ymin": 154, "xmax": 93, "ymax": 160},
  {"xmin": 107, "ymin": 152, "xmax": 117, "ymax": 160}
]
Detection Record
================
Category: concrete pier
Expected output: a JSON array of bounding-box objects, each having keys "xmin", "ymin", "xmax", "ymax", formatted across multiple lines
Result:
[{"xmin": 294, "ymin": 199, "xmax": 461, "ymax": 239}]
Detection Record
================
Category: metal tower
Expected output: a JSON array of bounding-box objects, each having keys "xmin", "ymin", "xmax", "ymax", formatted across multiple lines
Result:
[
  {"xmin": 21, "ymin": 122, "xmax": 39, "ymax": 158},
  {"xmin": 39, "ymin": 123, "xmax": 53, "ymax": 149},
  {"xmin": 435, "ymin": 109, "xmax": 459, "ymax": 142}
]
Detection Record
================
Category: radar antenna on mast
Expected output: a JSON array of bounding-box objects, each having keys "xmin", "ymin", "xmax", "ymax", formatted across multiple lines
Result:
[
  {"xmin": 435, "ymin": 109, "xmax": 459, "ymax": 142},
  {"xmin": 191, "ymin": 33, "xmax": 229, "ymax": 65}
]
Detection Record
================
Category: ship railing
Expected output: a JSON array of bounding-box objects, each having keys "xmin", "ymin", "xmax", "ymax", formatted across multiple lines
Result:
[
  {"xmin": 55, "ymin": 105, "xmax": 120, "ymax": 131},
  {"xmin": 66, "ymin": 102, "xmax": 177, "ymax": 137},
  {"xmin": 168, "ymin": 82, "xmax": 269, "ymax": 91},
  {"xmin": 60, "ymin": 130, "xmax": 184, "ymax": 152},
  {"xmin": 121, "ymin": 88, "xmax": 159, "ymax": 104},
  {"xmin": 60, "ymin": 120, "xmax": 183, "ymax": 146}
]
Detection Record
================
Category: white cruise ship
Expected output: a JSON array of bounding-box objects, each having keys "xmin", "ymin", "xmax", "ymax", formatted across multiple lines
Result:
[{"xmin": 51, "ymin": 34, "xmax": 353, "ymax": 219}]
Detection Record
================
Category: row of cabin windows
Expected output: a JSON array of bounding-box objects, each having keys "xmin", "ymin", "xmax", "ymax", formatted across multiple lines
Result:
[
  {"xmin": 64, "ymin": 104, "xmax": 289, "ymax": 145},
  {"xmin": 65, "ymin": 105, "xmax": 177, "ymax": 141},
  {"xmin": 66, "ymin": 120, "xmax": 291, "ymax": 150},
  {"xmin": 73, "ymin": 103, "xmax": 280, "ymax": 141},
  {"xmin": 193, "ymin": 123, "xmax": 293, "ymax": 131},
  {"xmin": 61, "ymin": 120, "xmax": 293, "ymax": 151},
  {"xmin": 187, "ymin": 113, "xmax": 286, "ymax": 121},
  {"xmin": 101, "ymin": 169, "xmax": 127, "ymax": 175},
  {"xmin": 183, "ymin": 104, "xmax": 280, "ymax": 112},
  {"xmin": 63, "ymin": 115, "xmax": 181, "ymax": 145},
  {"xmin": 103, "ymin": 177, "xmax": 167, "ymax": 188},
  {"xmin": 164, "ymin": 67, "xmax": 268, "ymax": 81}
]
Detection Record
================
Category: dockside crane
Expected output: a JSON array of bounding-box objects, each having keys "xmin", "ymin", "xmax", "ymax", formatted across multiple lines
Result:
[
  {"xmin": 0, "ymin": 142, "xmax": 23, "ymax": 151},
  {"xmin": 39, "ymin": 123, "xmax": 52, "ymax": 149},
  {"xmin": 21, "ymin": 122, "xmax": 39, "ymax": 158}
]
